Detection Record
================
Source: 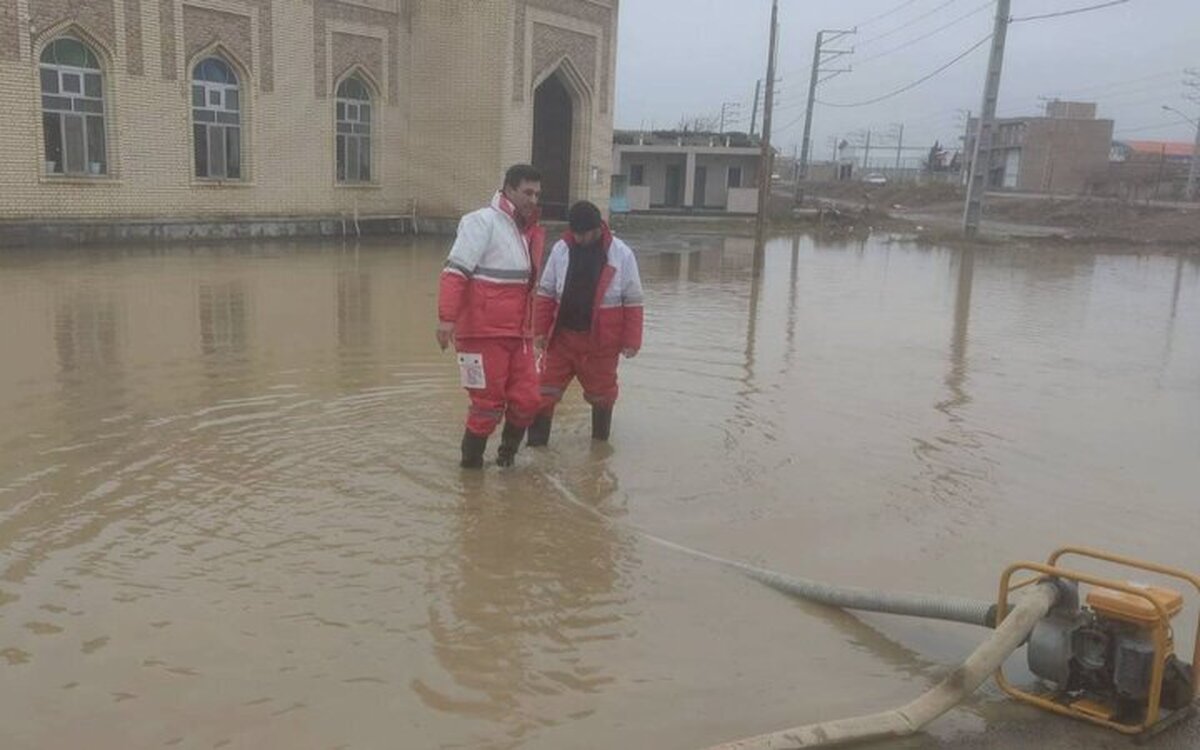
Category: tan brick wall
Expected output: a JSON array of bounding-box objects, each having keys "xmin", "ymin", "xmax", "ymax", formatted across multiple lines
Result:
[
  {"xmin": 406, "ymin": 0, "xmax": 510, "ymax": 217},
  {"xmin": 531, "ymin": 22, "xmax": 596, "ymax": 94},
  {"xmin": 183, "ymin": 6, "xmax": 252, "ymax": 73},
  {"xmin": 313, "ymin": 0, "xmax": 401, "ymax": 102},
  {"xmin": 0, "ymin": 0, "xmax": 616, "ymax": 224},
  {"xmin": 330, "ymin": 32, "xmax": 383, "ymax": 94},
  {"xmin": 30, "ymin": 0, "xmax": 117, "ymax": 53},
  {"xmin": 502, "ymin": 0, "xmax": 616, "ymax": 215},
  {"xmin": 1018, "ymin": 118, "xmax": 1114, "ymax": 194},
  {"xmin": 512, "ymin": 0, "xmax": 613, "ymax": 113},
  {"xmin": 0, "ymin": 0, "xmax": 19, "ymax": 62},
  {"xmin": 124, "ymin": 0, "xmax": 144, "ymax": 75}
]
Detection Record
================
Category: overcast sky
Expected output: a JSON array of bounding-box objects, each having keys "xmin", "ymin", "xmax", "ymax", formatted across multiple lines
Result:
[{"xmin": 614, "ymin": 0, "xmax": 1200, "ymax": 159}]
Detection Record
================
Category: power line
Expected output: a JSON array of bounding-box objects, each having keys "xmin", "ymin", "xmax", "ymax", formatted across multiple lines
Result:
[
  {"xmin": 1000, "ymin": 72, "xmax": 1183, "ymax": 113},
  {"xmin": 817, "ymin": 33, "xmax": 992, "ymax": 108},
  {"xmin": 1010, "ymin": 0, "xmax": 1130, "ymax": 23},
  {"xmin": 1014, "ymin": 85, "xmax": 1187, "ymax": 113},
  {"xmin": 1034, "ymin": 69, "xmax": 1180, "ymax": 97},
  {"xmin": 854, "ymin": 0, "xmax": 994, "ymax": 67},
  {"xmin": 1037, "ymin": 79, "xmax": 1182, "ymax": 103},
  {"xmin": 1114, "ymin": 121, "xmax": 1194, "ymax": 135},
  {"xmin": 859, "ymin": 0, "xmax": 967, "ymax": 47},
  {"xmin": 853, "ymin": 0, "xmax": 926, "ymax": 28}
]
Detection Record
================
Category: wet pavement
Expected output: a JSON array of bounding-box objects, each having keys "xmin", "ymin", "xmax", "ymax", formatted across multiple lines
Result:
[{"xmin": 0, "ymin": 235, "xmax": 1197, "ymax": 749}]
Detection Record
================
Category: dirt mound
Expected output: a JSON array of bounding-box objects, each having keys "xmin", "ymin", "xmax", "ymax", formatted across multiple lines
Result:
[
  {"xmin": 807, "ymin": 180, "xmax": 964, "ymax": 208},
  {"xmin": 982, "ymin": 197, "xmax": 1200, "ymax": 244}
]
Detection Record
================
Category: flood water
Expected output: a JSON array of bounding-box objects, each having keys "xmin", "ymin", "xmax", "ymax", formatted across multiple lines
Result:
[{"xmin": 0, "ymin": 234, "xmax": 1197, "ymax": 750}]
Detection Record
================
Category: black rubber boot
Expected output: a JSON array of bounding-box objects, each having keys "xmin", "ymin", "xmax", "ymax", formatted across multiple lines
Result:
[
  {"xmin": 495, "ymin": 422, "xmax": 526, "ymax": 467},
  {"xmin": 591, "ymin": 405, "xmax": 613, "ymax": 441},
  {"xmin": 460, "ymin": 431, "xmax": 487, "ymax": 469},
  {"xmin": 526, "ymin": 413, "xmax": 553, "ymax": 447}
]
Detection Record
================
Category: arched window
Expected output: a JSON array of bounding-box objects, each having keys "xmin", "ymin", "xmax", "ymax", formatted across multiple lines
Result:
[
  {"xmin": 192, "ymin": 57, "xmax": 241, "ymax": 180},
  {"xmin": 40, "ymin": 37, "xmax": 106, "ymax": 176},
  {"xmin": 335, "ymin": 76, "xmax": 372, "ymax": 183}
]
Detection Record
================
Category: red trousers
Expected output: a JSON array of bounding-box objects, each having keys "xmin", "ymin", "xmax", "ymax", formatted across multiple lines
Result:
[
  {"xmin": 538, "ymin": 329, "xmax": 620, "ymax": 415},
  {"xmin": 455, "ymin": 337, "xmax": 540, "ymax": 437}
]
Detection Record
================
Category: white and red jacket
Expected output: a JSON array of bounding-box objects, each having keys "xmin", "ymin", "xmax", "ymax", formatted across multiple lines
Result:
[
  {"xmin": 438, "ymin": 192, "xmax": 546, "ymax": 339},
  {"xmin": 534, "ymin": 225, "xmax": 644, "ymax": 354}
]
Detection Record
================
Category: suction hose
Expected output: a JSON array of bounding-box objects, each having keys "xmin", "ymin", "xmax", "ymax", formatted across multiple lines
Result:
[
  {"xmin": 704, "ymin": 581, "xmax": 1060, "ymax": 749},
  {"xmin": 541, "ymin": 475, "xmax": 1061, "ymax": 748},
  {"xmin": 714, "ymin": 559, "xmax": 996, "ymax": 628},
  {"xmin": 545, "ymin": 475, "xmax": 997, "ymax": 627}
]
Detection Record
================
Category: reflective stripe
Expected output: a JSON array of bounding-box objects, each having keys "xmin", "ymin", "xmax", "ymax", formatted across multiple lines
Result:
[
  {"xmin": 444, "ymin": 259, "xmax": 474, "ymax": 276},
  {"xmin": 468, "ymin": 406, "xmax": 504, "ymax": 418},
  {"xmin": 475, "ymin": 266, "xmax": 529, "ymax": 280},
  {"xmin": 540, "ymin": 385, "xmax": 565, "ymax": 397},
  {"xmin": 474, "ymin": 275, "xmax": 530, "ymax": 286}
]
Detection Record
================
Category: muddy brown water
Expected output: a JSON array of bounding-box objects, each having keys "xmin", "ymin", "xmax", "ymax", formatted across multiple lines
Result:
[{"xmin": 0, "ymin": 235, "xmax": 1197, "ymax": 750}]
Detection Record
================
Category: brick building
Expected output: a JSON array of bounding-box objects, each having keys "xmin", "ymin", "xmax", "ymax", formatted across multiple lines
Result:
[
  {"xmin": 0, "ymin": 0, "xmax": 618, "ymax": 243},
  {"xmin": 964, "ymin": 100, "xmax": 1114, "ymax": 195}
]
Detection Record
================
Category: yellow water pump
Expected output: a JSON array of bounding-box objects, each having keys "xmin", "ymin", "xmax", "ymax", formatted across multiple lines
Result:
[{"xmin": 997, "ymin": 547, "xmax": 1198, "ymax": 740}]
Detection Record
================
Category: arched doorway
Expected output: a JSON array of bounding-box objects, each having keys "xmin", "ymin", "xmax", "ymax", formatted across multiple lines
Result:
[{"xmin": 532, "ymin": 73, "xmax": 573, "ymax": 220}]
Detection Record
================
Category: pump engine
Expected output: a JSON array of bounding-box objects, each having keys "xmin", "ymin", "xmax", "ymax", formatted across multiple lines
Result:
[{"xmin": 1026, "ymin": 580, "xmax": 1194, "ymax": 723}]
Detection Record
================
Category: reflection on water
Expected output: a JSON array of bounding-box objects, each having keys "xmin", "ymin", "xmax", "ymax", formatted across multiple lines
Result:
[
  {"xmin": 0, "ymin": 236, "xmax": 1197, "ymax": 749},
  {"xmin": 199, "ymin": 281, "xmax": 249, "ymax": 357},
  {"xmin": 417, "ymin": 470, "xmax": 632, "ymax": 744},
  {"xmin": 337, "ymin": 264, "xmax": 372, "ymax": 352}
]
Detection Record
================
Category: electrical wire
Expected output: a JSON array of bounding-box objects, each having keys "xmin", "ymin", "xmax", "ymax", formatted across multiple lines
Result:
[
  {"xmin": 853, "ymin": 0, "xmax": 926, "ymax": 28},
  {"xmin": 816, "ymin": 33, "xmax": 992, "ymax": 109},
  {"xmin": 1115, "ymin": 121, "xmax": 1194, "ymax": 135},
  {"xmin": 1010, "ymin": 0, "xmax": 1130, "ymax": 23},
  {"xmin": 859, "ymin": 0, "xmax": 968, "ymax": 47},
  {"xmin": 1036, "ymin": 69, "xmax": 1180, "ymax": 97},
  {"xmin": 854, "ymin": 0, "xmax": 995, "ymax": 67}
]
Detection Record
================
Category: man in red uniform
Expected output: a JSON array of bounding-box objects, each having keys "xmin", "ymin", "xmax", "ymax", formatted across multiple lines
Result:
[
  {"xmin": 436, "ymin": 164, "xmax": 546, "ymax": 468},
  {"xmin": 529, "ymin": 201, "xmax": 643, "ymax": 446}
]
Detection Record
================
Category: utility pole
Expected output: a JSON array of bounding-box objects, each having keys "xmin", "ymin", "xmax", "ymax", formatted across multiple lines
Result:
[
  {"xmin": 1184, "ymin": 69, "xmax": 1199, "ymax": 201},
  {"xmin": 862, "ymin": 129, "xmax": 872, "ymax": 170},
  {"xmin": 1188, "ymin": 117, "xmax": 1200, "ymax": 201},
  {"xmin": 963, "ymin": 0, "xmax": 1012, "ymax": 236},
  {"xmin": 958, "ymin": 109, "xmax": 972, "ymax": 185},
  {"xmin": 1153, "ymin": 144, "xmax": 1166, "ymax": 201},
  {"xmin": 893, "ymin": 123, "xmax": 904, "ymax": 170},
  {"xmin": 754, "ymin": 0, "xmax": 780, "ymax": 273},
  {"xmin": 798, "ymin": 29, "xmax": 855, "ymax": 181},
  {"xmin": 720, "ymin": 101, "xmax": 742, "ymax": 134},
  {"xmin": 750, "ymin": 79, "xmax": 762, "ymax": 136}
]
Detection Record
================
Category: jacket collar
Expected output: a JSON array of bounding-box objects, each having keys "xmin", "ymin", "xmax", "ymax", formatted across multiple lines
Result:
[
  {"xmin": 491, "ymin": 190, "xmax": 541, "ymax": 232},
  {"xmin": 562, "ymin": 222, "xmax": 613, "ymax": 253}
]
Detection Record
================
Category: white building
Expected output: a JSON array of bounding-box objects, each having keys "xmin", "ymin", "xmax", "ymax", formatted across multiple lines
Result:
[{"xmin": 612, "ymin": 132, "xmax": 760, "ymax": 214}]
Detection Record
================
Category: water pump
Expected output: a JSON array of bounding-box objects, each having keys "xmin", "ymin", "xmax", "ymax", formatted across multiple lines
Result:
[{"xmin": 997, "ymin": 548, "xmax": 1199, "ymax": 741}]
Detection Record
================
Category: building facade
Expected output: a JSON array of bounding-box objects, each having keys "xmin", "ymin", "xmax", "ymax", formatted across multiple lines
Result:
[
  {"xmin": 1105, "ymin": 139, "xmax": 1195, "ymax": 201},
  {"xmin": 965, "ymin": 101, "xmax": 1113, "ymax": 195},
  {"xmin": 612, "ymin": 132, "xmax": 760, "ymax": 214},
  {"xmin": 0, "ymin": 0, "xmax": 618, "ymax": 242}
]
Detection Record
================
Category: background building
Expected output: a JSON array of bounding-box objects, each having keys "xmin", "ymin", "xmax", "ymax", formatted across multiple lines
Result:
[
  {"xmin": 964, "ymin": 100, "xmax": 1114, "ymax": 195},
  {"xmin": 0, "ymin": 0, "xmax": 618, "ymax": 243},
  {"xmin": 612, "ymin": 130, "xmax": 761, "ymax": 214},
  {"xmin": 1105, "ymin": 139, "xmax": 1195, "ymax": 202}
]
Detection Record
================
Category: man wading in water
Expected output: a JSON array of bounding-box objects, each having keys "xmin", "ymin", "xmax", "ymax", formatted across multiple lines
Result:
[
  {"xmin": 436, "ymin": 165, "xmax": 546, "ymax": 468},
  {"xmin": 529, "ymin": 200, "xmax": 643, "ymax": 445}
]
